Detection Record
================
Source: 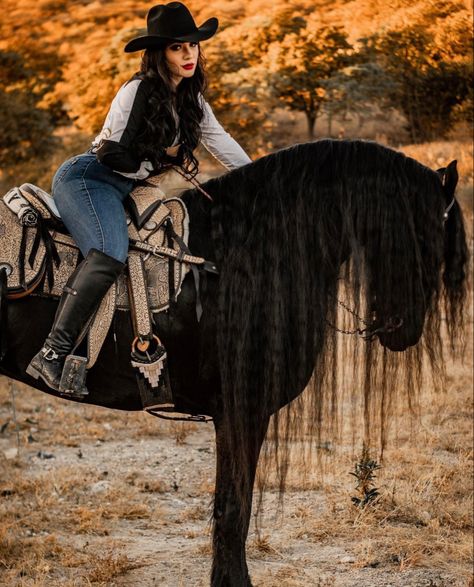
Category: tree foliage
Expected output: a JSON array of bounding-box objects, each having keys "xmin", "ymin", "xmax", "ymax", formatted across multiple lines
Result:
[
  {"xmin": 0, "ymin": 0, "xmax": 472, "ymax": 170},
  {"xmin": 363, "ymin": 1, "xmax": 473, "ymax": 141},
  {"xmin": 265, "ymin": 24, "xmax": 353, "ymax": 138},
  {"xmin": 0, "ymin": 50, "xmax": 57, "ymax": 167}
]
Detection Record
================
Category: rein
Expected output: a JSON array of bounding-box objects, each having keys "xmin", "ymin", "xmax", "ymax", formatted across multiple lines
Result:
[
  {"xmin": 173, "ymin": 166, "xmax": 214, "ymax": 201},
  {"xmin": 326, "ymin": 298, "xmax": 403, "ymax": 342}
]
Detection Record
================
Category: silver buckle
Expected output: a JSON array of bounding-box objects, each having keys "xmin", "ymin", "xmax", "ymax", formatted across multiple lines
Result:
[{"xmin": 42, "ymin": 346, "xmax": 59, "ymax": 361}]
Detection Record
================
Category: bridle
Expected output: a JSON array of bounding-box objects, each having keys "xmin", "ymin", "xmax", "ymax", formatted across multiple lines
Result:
[
  {"xmin": 443, "ymin": 196, "xmax": 456, "ymax": 222},
  {"xmin": 437, "ymin": 164, "xmax": 457, "ymax": 223}
]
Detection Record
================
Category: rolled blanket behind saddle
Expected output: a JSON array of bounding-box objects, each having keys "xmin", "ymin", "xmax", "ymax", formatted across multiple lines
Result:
[{"xmin": 3, "ymin": 187, "xmax": 39, "ymax": 227}]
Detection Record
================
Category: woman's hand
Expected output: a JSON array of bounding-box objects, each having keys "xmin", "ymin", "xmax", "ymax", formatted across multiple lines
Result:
[{"xmin": 165, "ymin": 144, "xmax": 181, "ymax": 158}]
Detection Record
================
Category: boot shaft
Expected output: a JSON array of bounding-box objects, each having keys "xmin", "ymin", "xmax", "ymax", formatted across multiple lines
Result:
[{"xmin": 45, "ymin": 248, "xmax": 125, "ymax": 354}]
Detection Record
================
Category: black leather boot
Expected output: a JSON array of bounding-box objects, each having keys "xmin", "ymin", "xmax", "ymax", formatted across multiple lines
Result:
[{"xmin": 26, "ymin": 248, "xmax": 125, "ymax": 395}]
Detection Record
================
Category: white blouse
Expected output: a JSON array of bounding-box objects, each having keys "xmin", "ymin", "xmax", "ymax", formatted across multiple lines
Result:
[{"xmin": 91, "ymin": 75, "xmax": 252, "ymax": 180}]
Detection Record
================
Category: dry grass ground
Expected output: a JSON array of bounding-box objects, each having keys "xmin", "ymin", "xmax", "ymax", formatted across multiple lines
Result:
[
  {"xmin": 0, "ymin": 334, "xmax": 471, "ymax": 586},
  {"xmin": 0, "ymin": 138, "xmax": 472, "ymax": 586}
]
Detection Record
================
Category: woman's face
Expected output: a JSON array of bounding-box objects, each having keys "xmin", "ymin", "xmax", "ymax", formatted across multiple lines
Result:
[{"xmin": 165, "ymin": 41, "xmax": 200, "ymax": 86}]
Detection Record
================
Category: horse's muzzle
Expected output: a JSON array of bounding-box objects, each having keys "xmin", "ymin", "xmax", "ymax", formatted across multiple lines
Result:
[{"xmin": 376, "ymin": 316, "xmax": 423, "ymax": 352}]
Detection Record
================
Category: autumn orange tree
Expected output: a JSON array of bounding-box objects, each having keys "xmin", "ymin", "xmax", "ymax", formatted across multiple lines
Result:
[
  {"xmin": 320, "ymin": 63, "xmax": 396, "ymax": 135},
  {"xmin": 0, "ymin": 51, "xmax": 56, "ymax": 167},
  {"xmin": 264, "ymin": 24, "xmax": 353, "ymax": 138},
  {"xmin": 0, "ymin": 0, "xmax": 67, "ymax": 167},
  {"xmin": 364, "ymin": 1, "xmax": 473, "ymax": 142},
  {"xmin": 204, "ymin": 5, "xmax": 354, "ymax": 146},
  {"xmin": 202, "ymin": 5, "xmax": 312, "ymax": 152}
]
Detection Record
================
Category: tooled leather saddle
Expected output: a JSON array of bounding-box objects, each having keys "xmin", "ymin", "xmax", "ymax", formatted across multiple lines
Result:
[{"xmin": 0, "ymin": 176, "xmax": 216, "ymax": 420}]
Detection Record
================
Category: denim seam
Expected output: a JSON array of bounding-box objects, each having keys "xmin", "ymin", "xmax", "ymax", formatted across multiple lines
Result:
[
  {"xmin": 54, "ymin": 156, "xmax": 79, "ymax": 188},
  {"xmin": 80, "ymin": 159, "xmax": 105, "ymax": 253}
]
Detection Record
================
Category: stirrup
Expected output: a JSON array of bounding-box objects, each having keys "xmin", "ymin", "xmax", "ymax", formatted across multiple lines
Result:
[{"xmin": 59, "ymin": 354, "xmax": 89, "ymax": 399}]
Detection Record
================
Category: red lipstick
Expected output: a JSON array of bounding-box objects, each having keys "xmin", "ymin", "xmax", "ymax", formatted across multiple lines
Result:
[{"xmin": 182, "ymin": 64, "xmax": 194, "ymax": 70}]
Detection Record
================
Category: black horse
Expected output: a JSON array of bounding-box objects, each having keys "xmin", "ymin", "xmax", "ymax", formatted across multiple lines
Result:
[{"xmin": 0, "ymin": 140, "xmax": 468, "ymax": 586}]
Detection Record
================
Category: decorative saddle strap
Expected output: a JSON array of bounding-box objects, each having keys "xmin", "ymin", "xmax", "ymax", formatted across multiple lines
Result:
[
  {"xmin": 127, "ymin": 223, "xmax": 154, "ymax": 340},
  {"xmin": 128, "ymin": 253, "xmax": 153, "ymax": 339},
  {"xmin": 127, "ymin": 221, "xmax": 173, "ymax": 407},
  {"xmin": 128, "ymin": 238, "xmax": 206, "ymax": 266},
  {"xmin": 87, "ymin": 283, "xmax": 117, "ymax": 368}
]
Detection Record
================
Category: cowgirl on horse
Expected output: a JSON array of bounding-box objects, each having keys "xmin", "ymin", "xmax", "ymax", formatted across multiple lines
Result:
[{"xmin": 26, "ymin": 2, "xmax": 252, "ymax": 396}]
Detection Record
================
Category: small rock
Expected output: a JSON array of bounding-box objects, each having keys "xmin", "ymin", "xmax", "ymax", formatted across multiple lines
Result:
[
  {"xmin": 89, "ymin": 480, "xmax": 111, "ymax": 494},
  {"xmin": 420, "ymin": 510, "xmax": 431, "ymax": 523},
  {"xmin": 36, "ymin": 451, "xmax": 55, "ymax": 459},
  {"xmin": 339, "ymin": 556, "xmax": 355, "ymax": 564},
  {"xmin": 3, "ymin": 448, "xmax": 19, "ymax": 460}
]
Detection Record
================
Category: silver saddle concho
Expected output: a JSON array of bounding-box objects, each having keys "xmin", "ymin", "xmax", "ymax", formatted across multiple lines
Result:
[{"xmin": 0, "ymin": 177, "xmax": 217, "ymax": 421}]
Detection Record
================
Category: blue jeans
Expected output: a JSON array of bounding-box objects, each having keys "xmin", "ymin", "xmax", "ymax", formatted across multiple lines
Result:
[{"xmin": 52, "ymin": 153, "xmax": 135, "ymax": 262}]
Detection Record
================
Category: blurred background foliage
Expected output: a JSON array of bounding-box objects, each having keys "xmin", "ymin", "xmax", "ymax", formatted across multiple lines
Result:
[{"xmin": 0, "ymin": 0, "xmax": 472, "ymax": 190}]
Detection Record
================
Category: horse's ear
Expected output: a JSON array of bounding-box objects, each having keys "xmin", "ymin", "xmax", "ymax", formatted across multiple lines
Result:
[{"xmin": 442, "ymin": 160, "xmax": 458, "ymax": 197}]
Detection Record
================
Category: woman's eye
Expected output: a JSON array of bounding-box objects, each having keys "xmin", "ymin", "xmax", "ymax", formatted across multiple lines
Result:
[{"xmin": 170, "ymin": 44, "xmax": 181, "ymax": 50}]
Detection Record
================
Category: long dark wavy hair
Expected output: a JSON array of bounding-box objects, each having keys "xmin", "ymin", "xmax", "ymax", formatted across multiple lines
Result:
[{"xmin": 133, "ymin": 45, "xmax": 207, "ymax": 178}]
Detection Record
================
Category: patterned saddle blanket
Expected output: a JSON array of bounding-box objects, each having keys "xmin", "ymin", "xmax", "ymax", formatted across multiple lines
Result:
[{"xmin": 0, "ymin": 176, "xmax": 211, "ymax": 371}]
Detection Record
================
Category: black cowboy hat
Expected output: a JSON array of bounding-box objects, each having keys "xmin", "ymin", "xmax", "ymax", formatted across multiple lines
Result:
[{"xmin": 124, "ymin": 2, "xmax": 218, "ymax": 53}]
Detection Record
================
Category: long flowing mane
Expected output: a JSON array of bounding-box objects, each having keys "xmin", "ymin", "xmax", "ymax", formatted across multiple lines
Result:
[{"xmin": 202, "ymin": 139, "xmax": 468, "ymax": 512}]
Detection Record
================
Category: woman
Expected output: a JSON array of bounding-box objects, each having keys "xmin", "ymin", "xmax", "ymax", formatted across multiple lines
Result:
[{"xmin": 26, "ymin": 2, "xmax": 252, "ymax": 396}]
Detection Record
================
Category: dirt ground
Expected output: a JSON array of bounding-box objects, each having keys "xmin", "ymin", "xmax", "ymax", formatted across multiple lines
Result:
[{"xmin": 1, "ymin": 342, "xmax": 472, "ymax": 587}]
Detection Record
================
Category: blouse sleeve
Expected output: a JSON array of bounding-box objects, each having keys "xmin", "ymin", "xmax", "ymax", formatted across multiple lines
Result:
[
  {"xmin": 92, "ymin": 78, "xmax": 154, "ymax": 177},
  {"xmin": 199, "ymin": 98, "xmax": 252, "ymax": 170}
]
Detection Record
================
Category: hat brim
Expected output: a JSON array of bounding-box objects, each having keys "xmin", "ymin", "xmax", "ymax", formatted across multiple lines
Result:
[{"xmin": 124, "ymin": 17, "xmax": 218, "ymax": 53}]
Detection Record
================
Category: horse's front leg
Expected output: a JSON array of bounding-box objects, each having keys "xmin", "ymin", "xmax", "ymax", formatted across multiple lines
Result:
[{"xmin": 211, "ymin": 415, "xmax": 269, "ymax": 587}]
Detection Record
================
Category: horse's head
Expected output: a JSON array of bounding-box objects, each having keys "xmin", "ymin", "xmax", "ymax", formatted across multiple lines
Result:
[{"xmin": 366, "ymin": 159, "xmax": 467, "ymax": 352}]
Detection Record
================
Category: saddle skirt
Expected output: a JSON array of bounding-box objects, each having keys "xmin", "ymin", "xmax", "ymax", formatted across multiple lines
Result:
[{"xmin": 0, "ymin": 176, "xmax": 196, "ymax": 368}]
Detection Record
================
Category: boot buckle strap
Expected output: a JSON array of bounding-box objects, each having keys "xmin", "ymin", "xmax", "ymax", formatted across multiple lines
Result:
[{"xmin": 42, "ymin": 346, "xmax": 60, "ymax": 361}]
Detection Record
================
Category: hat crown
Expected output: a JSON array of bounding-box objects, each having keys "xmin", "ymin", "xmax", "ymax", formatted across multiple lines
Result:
[
  {"xmin": 124, "ymin": 1, "xmax": 218, "ymax": 53},
  {"xmin": 147, "ymin": 2, "xmax": 198, "ymax": 38}
]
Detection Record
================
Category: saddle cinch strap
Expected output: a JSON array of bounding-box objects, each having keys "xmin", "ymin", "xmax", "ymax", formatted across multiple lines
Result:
[{"xmin": 0, "ymin": 179, "xmax": 214, "ymax": 370}]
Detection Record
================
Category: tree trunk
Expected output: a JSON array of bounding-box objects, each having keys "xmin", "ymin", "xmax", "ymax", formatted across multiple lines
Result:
[
  {"xmin": 306, "ymin": 112, "xmax": 317, "ymax": 139},
  {"xmin": 327, "ymin": 111, "xmax": 333, "ymax": 137}
]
